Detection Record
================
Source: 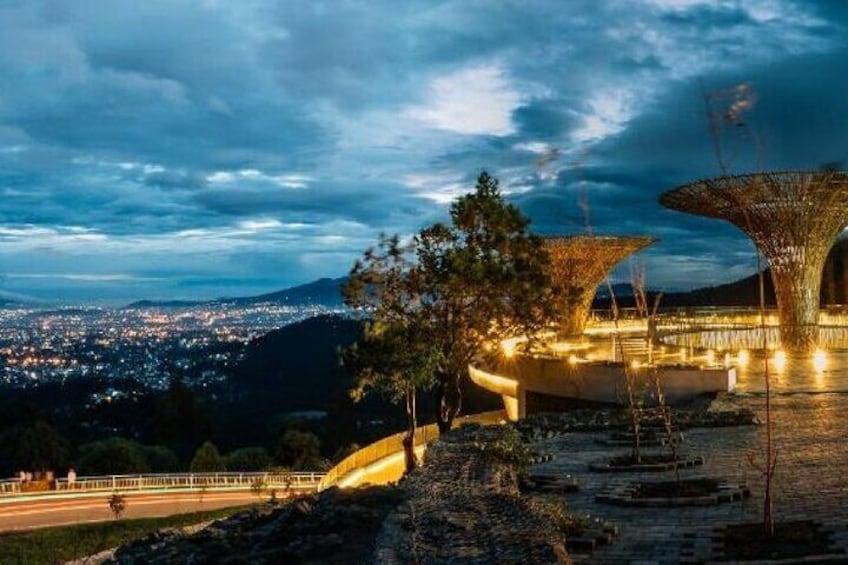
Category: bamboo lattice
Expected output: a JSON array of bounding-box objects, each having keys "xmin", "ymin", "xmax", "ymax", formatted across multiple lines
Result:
[
  {"xmin": 660, "ymin": 170, "xmax": 848, "ymax": 351},
  {"xmin": 544, "ymin": 235, "xmax": 655, "ymax": 336}
]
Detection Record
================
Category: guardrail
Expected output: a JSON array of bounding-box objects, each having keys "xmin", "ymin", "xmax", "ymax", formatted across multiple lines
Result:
[
  {"xmin": 318, "ymin": 410, "xmax": 506, "ymax": 491},
  {"xmin": 0, "ymin": 472, "xmax": 325, "ymax": 497}
]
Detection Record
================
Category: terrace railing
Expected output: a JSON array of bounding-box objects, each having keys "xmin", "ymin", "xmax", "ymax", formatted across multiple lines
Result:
[{"xmin": 0, "ymin": 472, "xmax": 325, "ymax": 497}]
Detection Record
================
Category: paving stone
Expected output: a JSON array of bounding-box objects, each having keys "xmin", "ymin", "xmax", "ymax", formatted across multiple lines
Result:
[{"xmin": 527, "ymin": 393, "xmax": 848, "ymax": 563}]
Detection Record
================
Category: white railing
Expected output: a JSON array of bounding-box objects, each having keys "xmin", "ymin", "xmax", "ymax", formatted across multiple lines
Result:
[{"xmin": 0, "ymin": 472, "xmax": 325, "ymax": 497}]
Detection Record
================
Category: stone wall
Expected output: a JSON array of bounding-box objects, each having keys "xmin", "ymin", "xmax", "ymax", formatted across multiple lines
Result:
[{"xmin": 375, "ymin": 424, "xmax": 572, "ymax": 564}]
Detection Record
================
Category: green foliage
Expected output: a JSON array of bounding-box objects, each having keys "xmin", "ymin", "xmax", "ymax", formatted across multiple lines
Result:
[
  {"xmin": 189, "ymin": 441, "xmax": 226, "ymax": 473},
  {"xmin": 108, "ymin": 492, "xmax": 127, "ymax": 520},
  {"xmin": 7, "ymin": 420, "xmax": 71, "ymax": 472},
  {"xmin": 274, "ymin": 429, "xmax": 322, "ymax": 470},
  {"xmin": 78, "ymin": 438, "xmax": 151, "ymax": 475},
  {"xmin": 226, "ymin": 447, "xmax": 272, "ymax": 472},
  {"xmin": 249, "ymin": 476, "xmax": 267, "ymax": 499},
  {"xmin": 0, "ymin": 506, "xmax": 252, "ymax": 564},
  {"xmin": 332, "ymin": 442, "xmax": 360, "ymax": 463},
  {"xmin": 528, "ymin": 498, "xmax": 590, "ymax": 537},
  {"xmin": 471, "ymin": 426, "xmax": 534, "ymax": 475},
  {"xmin": 345, "ymin": 319, "xmax": 439, "ymax": 405},
  {"xmin": 344, "ymin": 171, "xmax": 554, "ymax": 430},
  {"xmin": 140, "ymin": 444, "xmax": 180, "ymax": 473},
  {"xmin": 153, "ymin": 376, "xmax": 210, "ymax": 460}
]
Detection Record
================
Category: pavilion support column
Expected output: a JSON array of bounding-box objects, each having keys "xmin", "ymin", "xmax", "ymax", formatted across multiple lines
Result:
[
  {"xmin": 659, "ymin": 171, "xmax": 848, "ymax": 355},
  {"xmin": 559, "ymin": 295, "xmax": 593, "ymax": 337},
  {"xmin": 770, "ymin": 263, "xmax": 822, "ymax": 352},
  {"xmin": 842, "ymin": 254, "xmax": 848, "ymax": 304},
  {"xmin": 544, "ymin": 236, "xmax": 654, "ymax": 337}
]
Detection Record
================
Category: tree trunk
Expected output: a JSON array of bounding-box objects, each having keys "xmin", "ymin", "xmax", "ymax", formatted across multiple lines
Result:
[
  {"xmin": 435, "ymin": 373, "xmax": 462, "ymax": 434},
  {"xmin": 403, "ymin": 387, "xmax": 417, "ymax": 474}
]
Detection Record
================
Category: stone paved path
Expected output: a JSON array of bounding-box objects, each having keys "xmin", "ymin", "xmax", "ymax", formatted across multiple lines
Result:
[{"xmin": 531, "ymin": 392, "xmax": 848, "ymax": 563}]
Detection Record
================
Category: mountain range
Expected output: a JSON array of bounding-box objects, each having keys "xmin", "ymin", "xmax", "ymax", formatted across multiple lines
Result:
[{"xmin": 124, "ymin": 277, "xmax": 348, "ymax": 309}]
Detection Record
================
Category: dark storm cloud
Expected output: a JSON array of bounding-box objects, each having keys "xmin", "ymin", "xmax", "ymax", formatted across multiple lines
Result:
[{"xmin": 0, "ymin": 0, "xmax": 845, "ymax": 301}]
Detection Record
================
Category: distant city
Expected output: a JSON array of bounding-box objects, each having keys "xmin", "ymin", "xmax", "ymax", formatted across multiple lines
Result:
[{"xmin": 0, "ymin": 302, "xmax": 345, "ymax": 395}]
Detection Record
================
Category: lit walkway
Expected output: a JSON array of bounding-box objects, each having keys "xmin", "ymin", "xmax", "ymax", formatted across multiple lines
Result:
[
  {"xmin": 530, "ymin": 392, "xmax": 848, "ymax": 563},
  {"xmin": 733, "ymin": 351, "xmax": 848, "ymax": 394},
  {"xmin": 0, "ymin": 491, "xmax": 262, "ymax": 532}
]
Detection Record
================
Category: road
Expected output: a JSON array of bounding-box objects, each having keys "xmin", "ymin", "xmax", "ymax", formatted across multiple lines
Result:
[{"xmin": 0, "ymin": 490, "xmax": 264, "ymax": 532}]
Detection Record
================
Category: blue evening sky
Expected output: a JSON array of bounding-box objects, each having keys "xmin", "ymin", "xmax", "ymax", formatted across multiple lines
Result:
[{"xmin": 1, "ymin": 0, "xmax": 847, "ymax": 303}]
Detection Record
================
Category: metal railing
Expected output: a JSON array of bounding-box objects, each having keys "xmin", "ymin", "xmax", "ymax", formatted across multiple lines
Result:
[
  {"xmin": 0, "ymin": 472, "xmax": 325, "ymax": 498},
  {"xmin": 318, "ymin": 410, "xmax": 506, "ymax": 491}
]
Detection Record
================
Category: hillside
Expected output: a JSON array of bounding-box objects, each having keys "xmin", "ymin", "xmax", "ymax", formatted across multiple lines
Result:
[
  {"xmin": 226, "ymin": 277, "xmax": 347, "ymax": 307},
  {"xmin": 218, "ymin": 313, "xmax": 500, "ymax": 449},
  {"xmin": 232, "ymin": 314, "xmax": 362, "ymax": 410},
  {"xmin": 124, "ymin": 277, "xmax": 347, "ymax": 309}
]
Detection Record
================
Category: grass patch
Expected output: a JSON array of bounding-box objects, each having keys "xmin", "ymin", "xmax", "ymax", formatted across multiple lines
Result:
[{"xmin": 0, "ymin": 504, "xmax": 255, "ymax": 564}]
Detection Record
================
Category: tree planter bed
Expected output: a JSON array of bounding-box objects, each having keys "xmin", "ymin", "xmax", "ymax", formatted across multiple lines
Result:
[
  {"xmin": 563, "ymin": 522, "xmax": 619, "ymax": 556},
  {"xmin": 589, "ymin": 453, "xmax": 704, "ymax": 473},
  {"xmin": 520, "ymin": 472, "xmax": 578, "ymax": 494},
  {"xmin": 596, "ymin": 478, "xmax": 749, "ymax": 507},
  {"xmin": 680, "ymin": 521, "xmax": 845, "ymax": 563}
]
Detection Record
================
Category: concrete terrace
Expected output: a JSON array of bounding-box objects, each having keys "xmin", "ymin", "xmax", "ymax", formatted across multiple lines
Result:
[{"xmin": 530, "ymin": 392, "xmax": 848, "ymax": 563}]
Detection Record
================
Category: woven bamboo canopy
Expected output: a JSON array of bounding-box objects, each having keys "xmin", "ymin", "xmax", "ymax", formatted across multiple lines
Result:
[
  {"xmin": 660, "ymin": 170, "xmax": 848, "ymax": 351},
  {"xmin": 544, "ymin": 235, "xmax": 655, "ymax": 336}
]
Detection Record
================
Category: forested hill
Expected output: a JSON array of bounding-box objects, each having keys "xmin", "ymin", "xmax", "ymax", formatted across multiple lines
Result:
[
  {"xmin": 232, "ymin": 314, "xmax": 363, "ymax": 411},
  {"xmin": 223, "ymin": 314, "xmax": 500, "ymax": 444}
]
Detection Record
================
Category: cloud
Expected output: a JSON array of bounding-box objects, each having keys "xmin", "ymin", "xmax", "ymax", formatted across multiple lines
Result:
[
  {"xmin": 405, "ymin": 64, "xmax": 524, "ymax": 136},
  {"xmin": 0, "ymin": 0, "xmax": 844, "ymax": 301}
]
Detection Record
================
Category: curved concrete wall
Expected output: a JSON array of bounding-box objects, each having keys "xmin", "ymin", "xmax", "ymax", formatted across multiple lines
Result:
[
  {"xmin": 470, "ymin": 355, "xmax": 735, "ymax": 421},
  {"xmin": 318, "ymin": 410, "xmax": 506, "ymax": 491}
]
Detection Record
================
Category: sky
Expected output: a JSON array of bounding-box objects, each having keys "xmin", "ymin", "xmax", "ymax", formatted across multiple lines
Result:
[{"xmin": 1, "ymin": 0, "xmax": 847, "ymax": 304}]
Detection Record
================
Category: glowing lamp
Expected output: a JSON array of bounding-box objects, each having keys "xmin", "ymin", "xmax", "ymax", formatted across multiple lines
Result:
[
  {"xmin": 773, "ymin": 350, "xmax": 787, "ymax": 372},
  {"xmin": 813, "ymin": 349, "xmax": 827, "ymax": 373}
]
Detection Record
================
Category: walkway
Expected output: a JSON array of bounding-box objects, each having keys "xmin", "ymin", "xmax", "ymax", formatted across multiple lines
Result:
[
  {"xmin": 530, "ymin": 392, "xmax": 848, "ymax": 563},
  {"xmin": 0, "ymin": 491, "xmax": 261, "ymax": 531}
]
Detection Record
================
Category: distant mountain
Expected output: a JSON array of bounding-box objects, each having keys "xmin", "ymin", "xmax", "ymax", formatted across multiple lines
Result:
[
  {"xmin": 593, "ymin": 271, "xmax": 776, "ymax": 310},
  {"xmin": 225, "ymin": 277, "xmax": 347, "ymax": 307},
  {"xmin": 595, "ymin": 239, "xmax": 848, "ymax": 309},
  {"xmin": 124, "ymin": 299, "xmax": 204, "ymax": 309},
  {"xmin": 594, "ymin": 282, "xmax": 635, "ymax": 298},
  {"xmin": 123, "ymin": 277, "xmax": 348, "ymax": 309}
]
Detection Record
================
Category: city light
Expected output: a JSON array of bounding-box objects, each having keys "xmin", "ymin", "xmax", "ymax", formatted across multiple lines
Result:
[{"xmin": 737, "ymin": 349, "xmax": 750, "ymax": 366}]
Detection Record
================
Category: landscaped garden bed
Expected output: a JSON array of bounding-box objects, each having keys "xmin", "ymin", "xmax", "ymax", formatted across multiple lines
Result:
[
  {"xmin": 519, "ymin": 471, "xmax": 579, "ymax": 494},
  {"xmin": 681, "ymin": 520, "xmax": 846, "ymax": 563},
  {"xmin": 595, "ymin": 427, "xmax": 684, "ymax": 447},
  {"xmin": 596, "ymin": 478, "xmax": 749, "ymax": 507},
  {"xmin": 517, "ymin": 406, "xmax": 757, "ymax": 442},
  {"xmin": 589, "ymin": 453, "xmax": 704, "ymax": 472}
]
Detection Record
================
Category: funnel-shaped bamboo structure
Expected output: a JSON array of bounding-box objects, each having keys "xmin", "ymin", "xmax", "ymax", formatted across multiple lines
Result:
[
  {"xmin": 544, "ymin": 235, "xmax": 655, "ymax": 336},
  {"xmin": 660, "ymin": 171, "xmax": 848, "ymax": 351}
]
